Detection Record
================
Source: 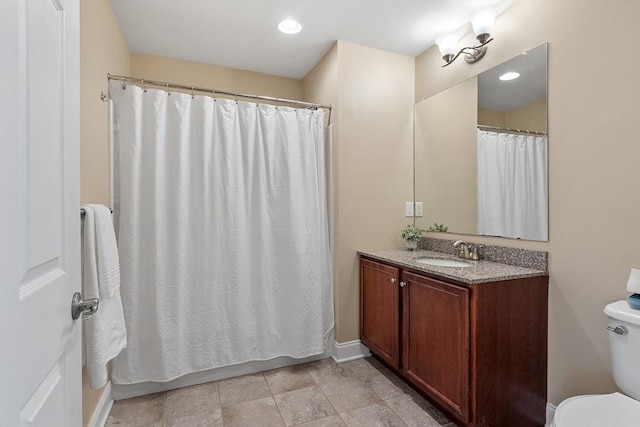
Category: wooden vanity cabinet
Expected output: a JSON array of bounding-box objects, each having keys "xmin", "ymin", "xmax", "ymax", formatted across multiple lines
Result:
[
  {"xmin": 359, "ymin": 258, "xmax": 401, "ymax": 369},
  {"xmin": 402, "ymin": 272, "xmax": 470, "ymax": 421},
  {"xmin": 359, "ymin": 256, "xmax": 548, "ymax": 427}
]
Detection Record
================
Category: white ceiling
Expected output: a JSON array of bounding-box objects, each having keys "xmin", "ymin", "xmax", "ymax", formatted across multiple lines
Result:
[{"xmin": 109, "ymin": 0, "xmax": 506, "ymax": 79}]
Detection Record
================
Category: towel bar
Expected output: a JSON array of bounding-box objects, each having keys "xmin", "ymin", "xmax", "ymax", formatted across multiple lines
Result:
[{"xmin": 80, "ymin": 208, "xmax": 113, "ymax": 217}]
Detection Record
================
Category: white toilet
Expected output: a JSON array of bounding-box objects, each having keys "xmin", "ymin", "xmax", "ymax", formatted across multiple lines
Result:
[{"xmin": 552, "ymin": 300, "xmax": 640, "ymax": 427}]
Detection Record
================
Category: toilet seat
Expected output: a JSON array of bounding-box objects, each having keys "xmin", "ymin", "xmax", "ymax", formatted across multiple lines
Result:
[{"xmin": 552, "ymin": 392, "xmax": 640, "ymax": 427}]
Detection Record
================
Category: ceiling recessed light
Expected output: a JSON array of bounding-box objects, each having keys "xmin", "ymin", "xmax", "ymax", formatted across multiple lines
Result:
[
  {"xmin": 499, "ymin": 72, "xmax": 520, "ymax": 81},
  {"xmin": 278, "ymin": 19, "xmax": 302, "ymax": 35}
]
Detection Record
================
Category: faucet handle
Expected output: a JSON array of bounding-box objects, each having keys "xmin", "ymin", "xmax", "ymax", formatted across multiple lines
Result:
[{"xmin": 470, "ymin": 244, "xmax": 483, "ymax": 260}]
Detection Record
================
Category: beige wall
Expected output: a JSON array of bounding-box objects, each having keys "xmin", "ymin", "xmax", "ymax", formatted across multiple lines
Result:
[
  {"xmin": 81, "ymin": 0, "xmax": 130, "ymax": 206},
  {"xmin": 302, "ymin": 41, "xmax": 414, "ymax": 342},
  {"xmin": 415, "ymin": 0, "xmax": 640, "ymax": 405},
  {"xmin": 80, "ymin": 0, "xmax": 130, "ymax": 425},
  {"xmin": 130, "ymin": 54, "xmax": 302, "ymax": 101},
  {"xmin": 302, "ymin": 44, "xmax": 339, "ymax": 123},
  {"xmin": 480, "ymin": 99, "xmax": 548, "ymax": 132},
  {"xmin": 478, "ymin": 107, "xmax": 505, "ymax": 128},
  {"xmin": 504, "ymin": 99, "xmax": 547, "ymax": 132},
  {"xmin": 415, "ymin": 77, "xmax": 477, "ymax": 234}
]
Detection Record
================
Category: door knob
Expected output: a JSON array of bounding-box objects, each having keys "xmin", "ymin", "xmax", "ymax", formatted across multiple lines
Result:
[
  {"xmin": 71, "ymin": 292, "xmax": 99, "ymax": 320},
  {"xmin": 391, "ymin": 278, "xmax": 397, "ymax": 283},
  {"xmin": 400, "ymin": 281, "xmax": 406, "ymax": 287}
]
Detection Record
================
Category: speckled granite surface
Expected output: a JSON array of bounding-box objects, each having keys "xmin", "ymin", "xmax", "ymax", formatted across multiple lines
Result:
[
  {"xmin": 357, "ymin": 248, "xmax": 548, "ymax": 285},
  {"xmin": 418, "ymin": 237, "xmax": 548, "ymax": 271}
]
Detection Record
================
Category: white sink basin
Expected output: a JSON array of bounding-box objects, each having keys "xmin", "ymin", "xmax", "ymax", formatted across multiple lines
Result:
[{"xmin": 414, "ymin": 257, "xmax": 472, "ymax": 268}]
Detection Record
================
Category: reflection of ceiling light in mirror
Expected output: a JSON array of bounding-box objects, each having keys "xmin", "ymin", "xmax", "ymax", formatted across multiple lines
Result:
[
  {"xmin": 499, "ymin": 72, "xmax": 520, "ymax": 81},
  {"xmin": 278, "ymin": 19, "xmax": 302, "ymax": 35}
]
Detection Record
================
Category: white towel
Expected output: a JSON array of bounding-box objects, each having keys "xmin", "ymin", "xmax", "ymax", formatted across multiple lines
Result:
[{"xmin": 82, "ymin": 204, "xmax": 127, "ymax": 389}]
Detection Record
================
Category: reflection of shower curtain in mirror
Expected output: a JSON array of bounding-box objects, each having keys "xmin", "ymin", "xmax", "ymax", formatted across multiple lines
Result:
[{"xmin": 477, "ymin": 130, "xmax": 548, "ymax": 241}]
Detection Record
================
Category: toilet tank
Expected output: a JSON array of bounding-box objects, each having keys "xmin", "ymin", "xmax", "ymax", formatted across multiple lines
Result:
[{"xmin": 604, "ymin": 300, "xmax": 640, "ymax": 400}]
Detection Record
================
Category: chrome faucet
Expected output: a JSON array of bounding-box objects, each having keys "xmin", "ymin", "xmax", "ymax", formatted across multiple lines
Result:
[
  {"xmin": 453, "ymin": 240, "xmax": 481, "ymax": 260},
  {"xmin": 453, "ymin": 240, "xmax": 470, "ymax": 259}
]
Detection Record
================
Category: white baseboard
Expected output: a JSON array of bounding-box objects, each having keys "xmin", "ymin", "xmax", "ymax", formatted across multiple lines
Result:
[
  {"xmin": 545, "ymin": 402, "xmax": 556, "ymax": 426},
  {"xmin": 331, "ymin": 340, "xmax": 371, "ymax": 363},
  {"xmin": 88, "ymin": 381, "xmax": 113, "ymax": 427}
]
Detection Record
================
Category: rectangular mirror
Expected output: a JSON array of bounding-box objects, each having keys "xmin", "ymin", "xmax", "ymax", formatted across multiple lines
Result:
[{"xmin": 414, "ymin": 43, "xmax": 548, "ymax": 241}]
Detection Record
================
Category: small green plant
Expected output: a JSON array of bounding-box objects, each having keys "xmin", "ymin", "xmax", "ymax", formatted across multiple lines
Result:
[
  {"xmin": 401, "ymin": 224, "xmax": 425, "ymax": 242},
  {"xmin": 426, "ymin": 223, "xmax": 449, "ymax": 232}
]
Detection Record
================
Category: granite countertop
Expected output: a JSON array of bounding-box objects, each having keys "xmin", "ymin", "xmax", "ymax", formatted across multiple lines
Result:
[{"xmin": 358, "ymin": 248, "xmax": 548, "ymax": 285}]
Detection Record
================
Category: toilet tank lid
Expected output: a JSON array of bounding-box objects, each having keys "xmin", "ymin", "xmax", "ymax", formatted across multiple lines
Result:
[{"xmin": 604, "ymin": 300, "xmax": 640, "ymax": 325}]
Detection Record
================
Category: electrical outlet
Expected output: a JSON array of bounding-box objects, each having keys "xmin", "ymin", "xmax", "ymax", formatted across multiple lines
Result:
[
  {"xmin": 415, "ymin": 202, "xmax": 424, "ymax": 217},
  {"xmin": 405, "ymin": 202, "xmax": 414, "ymax": 217}
]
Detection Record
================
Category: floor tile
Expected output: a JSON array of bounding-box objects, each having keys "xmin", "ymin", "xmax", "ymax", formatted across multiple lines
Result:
[
  {"xmin": 105, "ymin": 392, "xmax": 165, "ymax": 427},
  {"xmin": 264, "ymin": 364, "xmax": 316, "ymax": 395},
  {"xmin": 317, "ymin": 377, "xmax": 381, "ymax": 413},
  {"xmin": 164, "ymin": 381, "xmax": 220, "ymax": 421},
  {"xmin": 307, "ymin": 358, "xmax": 356, "ymax": 384},
  {"xmin": 221, "ymin": 396, "xmax": 286, "ymax": 427},
  {"xmin": 339, "ymin": 402, "xmax": 407, "ymax": 427},
  {"xmin": 273, "ymin": 385, "xmax": 335, "ymax": 426},
  {"xmin": 342, "ymin": 358, "xmax": 379, "ymax": 377},
  {"xmin": 163, "ymin": 408, "xmax": 223, "ymax": 427},
  {"xmin": 385, "ymin": 395, "xmax": 442, "ymax": 427},
  {"xmin": 106, "ymin": 357, "xmax": 450, "ymax": 427},
  {"xmin": 376, "ymin": 368, "xmax": 423, "ymax": 401},
  {"xmin": 361, "ymin": 370, "xmax": 404, "ymax": 401},
  {"xmin": 217, "ymin": 372, "xmax": 271, "ymax": 407},
  {"xmin": 364, "ymin": 357, "xmax": 388, "ymax": 372},
  {"xmin": 293, "ymin": 415, "xmax": 346, "ymax": 426}
]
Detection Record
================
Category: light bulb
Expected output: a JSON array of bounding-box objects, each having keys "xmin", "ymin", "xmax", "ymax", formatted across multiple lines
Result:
[
  {"xmin": 436, "ymin": 35, "xmax": 459, "ymax": 58},
  {"xmin": 278, "ymin": 19, "xmax": 302, "ymax": 35},
  {"xmin": 471, "ymin": 11, "xmax": 495, "ymax": 37}
]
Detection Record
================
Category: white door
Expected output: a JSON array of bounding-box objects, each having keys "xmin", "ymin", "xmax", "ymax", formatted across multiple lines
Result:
[{"xmin": 0, "ymin": 0, "xmax": 81, "ymax": 426}]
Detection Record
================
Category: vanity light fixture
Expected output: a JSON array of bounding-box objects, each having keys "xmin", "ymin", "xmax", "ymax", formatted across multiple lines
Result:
[
  {"xmin": 499, "ymin": 71, "xmax": 520, "ymax": 81},
  {"xmin": 278, "ymin": 19, "xmax": 302, "ymax": 35},
  {"xmin": 436, "ymin": 10, "xmax": 495, "ymax": 67}
]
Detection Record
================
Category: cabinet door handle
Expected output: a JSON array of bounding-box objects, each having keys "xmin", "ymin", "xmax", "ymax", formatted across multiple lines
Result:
[
  {"xmin": 391, "ymin": 278, "xmax": 397, "ymax": 283},
  {"xmin": 400, "ymin": 281, "xmax": 406, "ymax": 287}
]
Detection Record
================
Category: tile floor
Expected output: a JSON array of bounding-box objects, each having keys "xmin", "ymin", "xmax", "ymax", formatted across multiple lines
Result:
[{"xmin": 105, "ymin": 357, "xmax": 456, "ymax": 427}]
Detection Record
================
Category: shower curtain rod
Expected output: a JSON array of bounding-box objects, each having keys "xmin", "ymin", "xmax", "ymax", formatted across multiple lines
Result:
[
  {"xmin": 106, "ymin": 74, "xmax": 333, "ymax": 113},
  {"xmin": 478, "ymin": 124, "xmax": 547, "ymax": 136}
]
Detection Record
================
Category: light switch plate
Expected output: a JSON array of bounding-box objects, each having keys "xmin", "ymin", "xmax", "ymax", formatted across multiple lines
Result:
[
  {"xmin": 405, "ymin": 202, "xmax": 414, "ymax": 217},
  {"xmin": 415, "ymin": 202, "xmax": 424, "ymax": 217}
]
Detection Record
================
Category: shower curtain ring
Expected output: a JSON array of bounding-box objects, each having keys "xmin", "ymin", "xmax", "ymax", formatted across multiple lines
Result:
[
  {"xmin": 121, "ymin": 76, "xmax": 126, "ymax": 90},
  {"xmin": 166, "ymin": 82, "xmax": 171, "ymax": 96},
  {"xmin": 191, "ymin": 87, "xmax": 195, "ymax": 99},
  {"xmin": 142, "ymin": 79, "xmax": 146, "ymax": 93}
]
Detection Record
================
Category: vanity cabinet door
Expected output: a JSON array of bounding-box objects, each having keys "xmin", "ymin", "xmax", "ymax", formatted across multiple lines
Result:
[
  {"xmin": 402, "ymin": 272, "xmax": 470, "ymax": 421},
  {"xmin": 360, "ymin": 259, "xmax": 401, "ymax": 369}
]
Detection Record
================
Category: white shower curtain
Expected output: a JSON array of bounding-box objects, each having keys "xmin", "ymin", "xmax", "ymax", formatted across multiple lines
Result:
[
  {"xmin": 109, "ymin": 81, "xmax": 333, "ymax": 384},
  {"xmin": 477, "ymin": 130, "xmax": 548, "ymax": 241}
]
